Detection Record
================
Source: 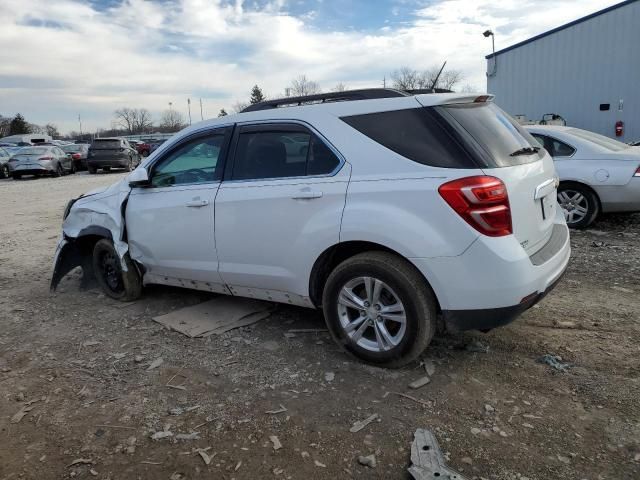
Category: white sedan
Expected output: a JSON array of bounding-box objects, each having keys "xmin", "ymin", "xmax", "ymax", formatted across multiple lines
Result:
[{"xmin": 526, "ymin": 125, "xmax": 640, "ymax": 228}]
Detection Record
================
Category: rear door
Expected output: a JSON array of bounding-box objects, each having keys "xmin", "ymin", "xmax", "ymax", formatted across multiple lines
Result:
[
  {"xmin": 91, "ymin": 139, "xmax": 122, "ymax": 160},
  {"xmin": 436, "ymin": 101, "xmax": 560, "ymax": 255},
  {"xmin": 214, "ymin": 122, "xmax": 348, "ymax": 303}
]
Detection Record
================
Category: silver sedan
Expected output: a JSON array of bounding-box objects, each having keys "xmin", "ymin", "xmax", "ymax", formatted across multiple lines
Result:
[
  {"xmin": 8, "ymin": 145, "xmax": 75, "ymax": 179},
  {"xmin": 526, "ymin": 125, "xmax": 640, "ymax": 228}
]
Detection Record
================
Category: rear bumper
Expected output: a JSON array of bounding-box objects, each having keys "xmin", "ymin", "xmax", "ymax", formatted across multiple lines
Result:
[
  {"xmin": 87, "ymin": 156, "xmax": 128, "ymax": 168},
  {"xmin": 410, "ymin": 215, "xmax": 571, "ymax": 331},
  {"xmin": 10, "ymin": 165, "xmax": 52, "ymax": 175}
]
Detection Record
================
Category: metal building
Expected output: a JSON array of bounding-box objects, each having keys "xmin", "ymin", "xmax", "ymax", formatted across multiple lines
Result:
[{"xmin": 486, "ymin": 0, "xmax": 640, "ymax": 142}]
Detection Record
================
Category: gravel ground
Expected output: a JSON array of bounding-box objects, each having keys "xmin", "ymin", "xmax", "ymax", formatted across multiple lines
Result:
[{"xmin": 0, "ymin": 172, "xmax": 639, "ymax": 480}]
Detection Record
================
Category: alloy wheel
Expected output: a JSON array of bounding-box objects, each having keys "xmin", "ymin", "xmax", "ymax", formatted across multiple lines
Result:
[
  {"xmin": 557, "ymin": 190, "xmax": 589, "ymax": 225},
  {"xmin": 336, "ymin": 276, "xmax": 407, "ymax": 352}
]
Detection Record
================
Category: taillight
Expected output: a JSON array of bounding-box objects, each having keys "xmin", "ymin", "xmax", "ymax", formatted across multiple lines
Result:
[
  {"xmin": 39, "ymin": 156, "xmax": 53, "ymax": 161},
  {"xmin": 72, "ymin": 153, "xmax": 81, "ymax": 159},
  {"xmin": 438, "ymin": 176, "xmax": 512, "ymax": 237},
  {"xmin": 634, "ymin": 166, "xmax": 640, "ymax": 177}
]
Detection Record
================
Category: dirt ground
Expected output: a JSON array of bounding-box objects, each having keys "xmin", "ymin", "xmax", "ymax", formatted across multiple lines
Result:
[{"xmin": 0, "ymin": 172, "xmax": 638, "ymax": 480}]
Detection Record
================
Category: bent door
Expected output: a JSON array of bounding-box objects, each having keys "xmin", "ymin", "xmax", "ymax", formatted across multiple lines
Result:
[
  {"xmin": 127, "ymin": 128, "xmax": 232, "ymax": 289},
  {"xmin": 215, "ymin": 123, "xmax": 349, "ymax": 305}
]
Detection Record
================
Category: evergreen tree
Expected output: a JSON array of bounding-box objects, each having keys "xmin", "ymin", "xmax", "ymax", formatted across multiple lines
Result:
[
  {"xmin": 249, "ymin": 85, "xmax": 265, "ymax": 104},
  {"xmin": 9, "ymin": 114, "xmax": 30, "ymax": 135}
]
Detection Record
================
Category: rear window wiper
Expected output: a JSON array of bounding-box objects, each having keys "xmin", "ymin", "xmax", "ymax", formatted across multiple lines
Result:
[{"xmin": 510, "ymin": 146, "xmax": 541, "ymax": 157}]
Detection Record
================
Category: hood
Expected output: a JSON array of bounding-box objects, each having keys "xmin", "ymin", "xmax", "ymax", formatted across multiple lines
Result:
[{"xmin": 76, "ymin": 176, "xmax": 131, "ymax": 204}]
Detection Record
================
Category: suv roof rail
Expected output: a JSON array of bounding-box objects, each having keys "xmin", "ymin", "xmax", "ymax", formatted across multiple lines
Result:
[{"xmin": 241, "ymin": 88, "xmax": 410, "ymax": 113}]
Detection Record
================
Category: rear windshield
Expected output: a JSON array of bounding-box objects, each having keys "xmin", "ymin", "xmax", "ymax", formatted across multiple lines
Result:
[
  {"xmin": 18, "ymin": 147, "xmax": 49, "ymax": 155},
  {"xmin": 438, "ymin": 103, "xmax": 544, "ymax": 167},
  {"xmin": 341, "ymin": 108, "xmax": 477, "ymax": 168},
  {"xmin": 62, "ymin": 145, "xmax": 83, "ymax": 152},
  {"xmin": 567, "ymin": 128, "xmax": 630, "ymax": 152},
  {"xmin": 92, "ymin": 140, "xmax": 121, "ymax": 149}
]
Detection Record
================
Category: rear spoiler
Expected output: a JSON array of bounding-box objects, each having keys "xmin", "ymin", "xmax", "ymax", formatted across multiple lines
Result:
[{"xmin": 416, "ymin": 93, "xmax": 495, "ymax": 107}]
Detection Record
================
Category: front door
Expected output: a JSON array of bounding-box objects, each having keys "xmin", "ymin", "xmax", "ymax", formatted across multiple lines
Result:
[
  {"xmin": 127, "ymin": 128, "xmax": 231, "ymax": 288},
  {"xmin": 215, "ymin": 123, "xmax": 350, "ymax": 304}
]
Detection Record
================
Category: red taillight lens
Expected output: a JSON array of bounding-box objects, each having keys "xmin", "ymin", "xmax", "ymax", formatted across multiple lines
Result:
[
  {"xmin": 438, "ymin": 176, "xmax": 512, "ymax": 237},
  {"xmin": 39, "ymin": 156, "xmax": 53, "ymax": 160},
  {"xmin": 634, "ymin": 166, "xmax": 640, "ymax": 177},
  {"xmin": 72, "ymin": 153, "xmax": 81, "ymax": 159}
]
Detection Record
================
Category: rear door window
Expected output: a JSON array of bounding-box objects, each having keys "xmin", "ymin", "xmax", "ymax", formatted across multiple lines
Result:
[
  {"xmin": 341, "ymin": 108, "xmax": 477, "ymax": 168},
  {"xmin": 92, "ymin": 140, "xmax": 121, "ymax": 149}
]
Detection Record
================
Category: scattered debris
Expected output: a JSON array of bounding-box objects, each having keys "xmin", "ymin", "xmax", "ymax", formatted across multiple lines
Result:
[
  {"xmin": 235, "ymin": 461, "xmax": 242, "ymax": 471},
  {"xmin": 537, "ymin": 354, "xmax": 570, "ymax": 372},
  {"xmin": 484, "ymin": 404, "xmax": 495, "ymax": 413},
  {"xmin": 358, "ymin": 454, "xmax": 377, "ymax": 468},
  {"xmin": 349, "ymin": 413, "xmax": 379, "ymax": 433},
  {"xmin": 68, "ymin": 459, "xmax": 93, "ymax": 467},
  {"xmin": 197, "ymin": 449, "xmax": 213, "ymax": 465},
  {"xmin": 11, "ymin": 405, "xmax": 35, "ymax": 423},
  {"xmin": 423, "ymin": 360, "xmax": 436, "ymax": 377},
  {"xmin": 470, "ymin": 428, "xmax": 481, "ymax": 435},
  {"xmin": 461, "ymin": 457, "xmax": 473, "ymax": 465},
  {"xmin": 150, "ymin": 431, "xmax": 173, "ymax": 440},
  {"xmin": 408, "ymin": 429, "xmax": 469, "ymax": 480},
  {"xmin": 612, "ymin": 285, "xmax": 634, "ymax": 294},
  {"xmin": 409, "ymin": 376, "xmax": 431, "ymax": 389},
  {"xmin": 146, "ymin": 358, "xmax": 164, "ymax": 371},
  {"xmin": 557, "ymin": 454, "xmax": 571, "ymax": 464},
  {"xmin": 389, "ymin": 392, "xmax": 431, "ymax": 408},
  {"xmin": 265, "ymin": 405, "xmax": 288, "ymax": 415},
  {"xmin": 314, "ymin": 460, "xmax": 326, "ymax": 468},
  {"xmin": 82, "ymin": 341, "xmax": 100, "ymax": 347},
  {"xmin": 466, "ymin": 341, "xmax": 490, "ymax": 353},
  {"xmin": 89, "ymin": 469, "xmax": 98, "ymax": 476},
  {"xmin": 152, "ymin": 297, "xmax": 272, "ymax": 337},
  {"xmin": 270, "ymin": 435, "xmax": 282, "ymax": 450},
  {"xmin": 169, "ymin": 405, "xmax": 200, "ymax": 416},
  {"xmin": 324, "ymin": 372, "xmax": 335, "ymax": 382}
]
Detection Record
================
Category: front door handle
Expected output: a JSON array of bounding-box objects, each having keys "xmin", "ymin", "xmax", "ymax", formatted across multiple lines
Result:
[
  {"xmin": 185, "ymin": 199, "xmax": 209, "ymax": 207},
  {"xmin": 291, "ymin": 191, "xmax": 323, "ymax": 200}
]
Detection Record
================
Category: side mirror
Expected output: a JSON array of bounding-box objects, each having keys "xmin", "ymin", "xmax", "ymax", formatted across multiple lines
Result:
[{"xmin": 128, "ymin": 167, "xmax": 150, "ymax": 187}]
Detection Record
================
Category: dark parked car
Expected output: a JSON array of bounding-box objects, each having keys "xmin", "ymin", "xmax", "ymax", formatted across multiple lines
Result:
[
  {"xmin": 62, "ymin": 144, "xmax": 90, "ymax": 170},
  {"xmin": 149, "ymin": 139, "xmax": 167, "ymax": 153},
  {"xmin": 87, "ymin": 138, "xmax": 140, "ymax": 174},
  {"xmin": 0, "ymin": 147, "xmax": 11, "ymax": 178},
  {"xmin": 8, "ymin": 145, "xmax": 74, "ymax": 179}
]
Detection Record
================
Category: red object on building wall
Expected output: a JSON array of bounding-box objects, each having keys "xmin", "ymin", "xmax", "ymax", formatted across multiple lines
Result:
[{"xmin": 615, "ymin": 121, "xmax": 624, "ymax": 137}]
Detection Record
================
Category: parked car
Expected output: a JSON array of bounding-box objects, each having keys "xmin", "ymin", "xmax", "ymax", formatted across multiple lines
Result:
[
  {"xmin": 526, "ymin": 125, "xmax": 640, "ymax": 228},
  {"xmin": 8, "ymin": 145, "xmax": 75, "ymax": 178},
  {"xmin": 62, "ymin": 144, "xmax": 90, "ymax": 170},
  {"xmin": 130, "ymin": 140, "xmax": 151, "ymax": 157},
  {"xmin": 87, "ymin": 138, "xmax": 140, "ymax": 174},
  {"xmin": 51, "ymin": 90, "xmax": 570, "ymax": 367},
  {"xmin": 0, "ymin": 147, "xmax": 11, "ymax": 178},
  {"xmin": 149, "ymin": 139, "xmax": 167, "ymax": 153}
]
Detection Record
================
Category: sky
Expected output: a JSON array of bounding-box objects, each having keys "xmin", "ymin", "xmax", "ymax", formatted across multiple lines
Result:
[{"xmin": 0, "ymin": 0, "xmax": 624, "ymax": 134}]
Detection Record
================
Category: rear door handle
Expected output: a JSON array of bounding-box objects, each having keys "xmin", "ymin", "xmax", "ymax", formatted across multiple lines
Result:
[
  {"xmin": 185, "ymin": 199, "xmax": 209, "ymax": 207},
  {"xmin": 291, "ymin": 191, "xmax": 323, "ymax": 200}
]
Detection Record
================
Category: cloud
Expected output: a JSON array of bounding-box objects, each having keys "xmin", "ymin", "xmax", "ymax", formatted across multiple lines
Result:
[{"xmin": 0, "ymin": 0, "xmax": 621, "ymax": 133}]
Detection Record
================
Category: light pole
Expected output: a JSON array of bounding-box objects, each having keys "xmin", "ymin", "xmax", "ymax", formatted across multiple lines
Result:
[
  {"xmin": 168, "ymin": 101, "xmax": 173, "ymax": 112},
  {"xmin": 78, "ymin": 114, "xmax": 82, "ymax": 137},
  {"xmin": 484, "ymin": 30, "xmax": 497, "ymax": 77},
  {"xmin": 187, "ymin": 98, "xmax": 192, "ymax": 126}
]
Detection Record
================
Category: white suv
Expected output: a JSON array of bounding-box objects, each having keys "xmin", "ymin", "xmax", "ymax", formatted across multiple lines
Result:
[{"xmin": 51, "ymin": 90, "xmax": 570, "ymax": 367}]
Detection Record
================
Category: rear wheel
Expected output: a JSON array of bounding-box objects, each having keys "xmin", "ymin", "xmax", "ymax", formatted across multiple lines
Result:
[
  {"xmin": 126, "ymin": 156, "xmax": 133, "ymax": 172},
  {"xmin": 55, "ymin": 163, "xmax": 63, "ymax": 177},
  {"xmin": 103, "ymin": 166, "xmax": 111, "ymax": 172},
  {"xmin": 322, "ymin": 251, "xmax": 437, "ymax": 368},
  {"xmin": 87, "ymin": 165, "xmax": 97, "ymax": 174},
  {"xmin": 12, "ymin": 174, "xmax": 21, "ymax": 180},
  {"xmin": 557, "ymin": 183, "xmax": 599, "ymax": 229},
  {"xmin": 1, "ymin": 164, "xmax": 9, "ymax": 179},
  {"xmin": 92, "ymin": 239, "xmax": 142, "ymax": 301}
]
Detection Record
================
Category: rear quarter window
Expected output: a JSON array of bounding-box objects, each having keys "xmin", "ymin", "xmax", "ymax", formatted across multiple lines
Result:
[{"xmin": 341, "ymin": 108, "xmax": 478, "ymax": 169}]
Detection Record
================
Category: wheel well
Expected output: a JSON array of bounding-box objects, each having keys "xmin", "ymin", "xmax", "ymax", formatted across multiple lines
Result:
[
  {"xmin": 558, "ymin": 180, "xmax": 602, "ymax": 211},
  {"xmin": 308, "ymin": 241, "xmax": 441, "ymax": 315}
]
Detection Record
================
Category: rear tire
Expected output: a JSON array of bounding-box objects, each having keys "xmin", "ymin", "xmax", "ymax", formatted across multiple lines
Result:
[
  {"xmin": 88, "ymin": 166, "xmax": 97, "ymax": 174},
  {"xmin": 0, "ymin": 164, "xmax": 9, "ymax": 179},
  {"xmin": 92, "ymin": 239, "xmax": 142, "ymax": 301},
  {"xmin": 322, "ymin": 251, "xmax": 437, "ymax": 368},
  {"xmin": 103, "ymin": 166, "xmax": 111, "ymax": 172},
  {"xmin": 12, "ymin": 174, "xmax": 21, "ymax": 180},
  {"xmin": 557, "ymin": 183, "xmax": 599, "ymax": 229},
  {"xmin": 54, "ymin": 163, "xmax": 63, "ymax": 177}
]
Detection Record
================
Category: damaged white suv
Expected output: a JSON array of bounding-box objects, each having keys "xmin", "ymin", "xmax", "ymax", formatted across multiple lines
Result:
[{"xmin": 52, "ymin": 89, "xmax": 570, "ymax": 367}]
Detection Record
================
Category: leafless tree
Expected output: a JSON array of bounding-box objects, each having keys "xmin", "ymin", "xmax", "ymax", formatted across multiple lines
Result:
[
  {"xmin": 231, "ymin": 101, "xmax": 249, "ymax": 114},
  {"xmin": 159, "ymin": 109, "xmax": 186, "ymax": 132},
  {"xmin": 390, "ymin": 67, "xmax": 422, "ymax": 90},
  {"xmin": 435, "ymin": 70, "xmax": 463, "ymax": 90},
  {"xmin": 332, "ymin": 82, "xmax": 348, "ymax": 92},
  {"xmin": 289, "ymin": 75, "xmax": 321, "ymax": 96},
  {"xmin": 28, "ymin": 123, "xmax": 44, "ymax": 134},
  {"xmin": 44, "ymin": 123, "xmax": 60, "ymax": 138},
  {"xmin": 133, "ymin": 109, "xmax": 153, "ymax": 133},
  {"xmin": 391, "ymin": 66, "xmax": 464, "ymax": 91},
  {"xmin": 114, "ymin": 108, "xmax": 137, "ymax": 134}
]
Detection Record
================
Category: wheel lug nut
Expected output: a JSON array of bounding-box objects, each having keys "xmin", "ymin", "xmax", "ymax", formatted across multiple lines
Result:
[
  {"xmin": 364, "ymin": 301, "xmax": 370, "ymax": 308},
  {"xmin": 376, "ymin": 316, "xmax": 382, "ymax": 321},
  {"xmin": 375, "ymin": 304, "xmax": 381, "ymax": 311},
  {"xmin": 360, "ymin": 310, "xmax": 366, "ymax": 317}
]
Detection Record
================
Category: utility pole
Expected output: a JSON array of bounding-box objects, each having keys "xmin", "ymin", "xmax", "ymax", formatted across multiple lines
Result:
[
  {"xmin": 187, "ymin": 98, "xmax": 192, "ymax": 126},
  {"xmin": 168, "ymin": 101, "xmax": 173, "ymax": 112},
  {"xmin": 78, "ymin": 114, "xmax": 82, "ymax": 137},
  {"xmin": 383, "ymin": 76, "xmax": 386, "ymax": 88},
  {"xmin": 199, "ymin": 98, "xmax": 203, "ymax": 121}
]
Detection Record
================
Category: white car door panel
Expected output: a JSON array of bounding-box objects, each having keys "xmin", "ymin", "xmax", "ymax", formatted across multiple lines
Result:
[
  {"xmin": 215, "ymin": 123, "xmax": 349, "ymax": 299},
  {"xmin": 126, "ymin": 129, "xmax": 231, "ymax": 286}
]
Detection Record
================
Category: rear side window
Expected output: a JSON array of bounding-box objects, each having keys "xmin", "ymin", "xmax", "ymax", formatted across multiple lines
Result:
[
  {"xmin": 439, "ymin": 103, "xmax": 543, "ymax": 166},
  {"xmin": 231, "ymin": 128, "xmax": 340, "ymax": 180},
  {"xmin": 341, "ymin": 108, "xmax": 476, "ymax": 168},
  {"xmin": 92, "ymin": 140, "xmax": 121, "ymax": 149}
]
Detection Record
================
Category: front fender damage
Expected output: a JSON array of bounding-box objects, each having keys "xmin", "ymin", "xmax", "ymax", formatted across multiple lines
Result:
[{"xmin": 50, "ymin": 179, "xmax": 132, "ymax": 292}]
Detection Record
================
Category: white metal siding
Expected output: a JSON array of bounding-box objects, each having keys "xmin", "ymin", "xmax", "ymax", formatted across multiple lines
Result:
[{"xmin": 487, "ymin": 1, "xmax": 640, "ymax": 142}]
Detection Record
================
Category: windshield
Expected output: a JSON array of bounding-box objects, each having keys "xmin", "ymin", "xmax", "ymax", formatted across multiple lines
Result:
[
  {"xmin": 92, "ymin": 140, "xmax": 121, "ymax": 149},
  {"xmin": 62, "ymin": 145, "xmax": 83, "ymax": 152},
  {"xmin": 17, "ymin": 147, "xmax": 49, "ymax": 155},
  {"xmin": 439, "ymin": 102, "xmax": 544, "ymax": 167},
  {"xmin": 567, "ymin": 128, "xmax": 630, "ymax": 152}
]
